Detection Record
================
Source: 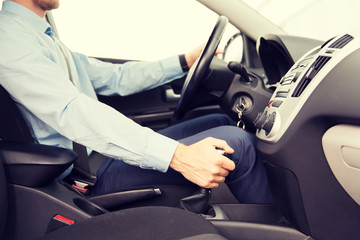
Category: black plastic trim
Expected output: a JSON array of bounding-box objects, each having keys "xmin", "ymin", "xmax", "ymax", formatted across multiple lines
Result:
[
  {"xmin": 211, "ymin": 221, "xmax": 312, "ymax": 240},
  {"xmin": 0, "ymin": 143, "xmax": 76, "ymax": 187}
]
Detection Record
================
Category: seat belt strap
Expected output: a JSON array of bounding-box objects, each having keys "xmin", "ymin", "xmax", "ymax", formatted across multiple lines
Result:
[
  {"xmin": 44, "ymin": 28, "xmax": 97, "ymax": 187},
  {"xmin": 88, "ymin": 151, "xmax": 107, "ymax": 174},
  {"xmin": 69, "ymin": 142, "xmax": 97, "ymax": 187}
]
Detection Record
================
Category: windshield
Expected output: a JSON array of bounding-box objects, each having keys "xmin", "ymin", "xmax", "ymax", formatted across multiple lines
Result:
[{"xmin": 242, "ymin": 0, "xmax": 360, "ymax": 41}]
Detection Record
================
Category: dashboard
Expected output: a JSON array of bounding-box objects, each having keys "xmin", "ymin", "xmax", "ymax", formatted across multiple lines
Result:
[
  {"xmin": 256, "ymin": 33, "xmax": 356, "ymax": 142},
  {"xmin": 255, "ymin": 31, "xmax": 360, "ymax": 240},
  {"xmin": 257, "ymin": 34, "xmax": 324, "ymax": 85}
]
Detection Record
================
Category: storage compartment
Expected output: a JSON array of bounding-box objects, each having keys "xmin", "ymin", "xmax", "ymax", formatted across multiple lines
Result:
[
  {"xmin": 73, "ymin": 198, "xmax": 107, "ymax": 216},
  {"xmin": 210, "ymin": 204, "xmax": 285, "ymax": 225},
  {"xmin": 211, "ymin": 221, "xmax": 312, "ymax": 240}
]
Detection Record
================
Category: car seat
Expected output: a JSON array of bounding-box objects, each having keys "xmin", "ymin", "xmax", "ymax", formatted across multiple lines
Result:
[
  {"xmin": 0, "ymin": 84, "xmax": 202, "ymax": 210},
  {"xmin": 0, "ymin": 142, "xmax": 226, "ymax": 240}
]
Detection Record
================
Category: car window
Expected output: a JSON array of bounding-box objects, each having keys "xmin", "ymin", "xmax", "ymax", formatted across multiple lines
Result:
[
  {"xmin": 52, "ymin": 0, "xmax": 238, "ymax": 61},
  {"xmin": 243, "ymin": 0, "xmax": 360, "ymax": 41}
]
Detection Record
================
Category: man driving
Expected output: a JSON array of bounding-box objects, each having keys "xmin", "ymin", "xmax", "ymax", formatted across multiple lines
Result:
[{"xmin": 0, "ymin": 0, "xmax": 273, "ymax": 204}]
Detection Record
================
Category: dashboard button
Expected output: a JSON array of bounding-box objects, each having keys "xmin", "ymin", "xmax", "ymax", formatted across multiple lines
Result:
[
  {"xmin": 276, "ymin": 91, "xmax": 289, "ymax": 98},
  {"xmin": 272, "ymin": 100, "xmax": 283, "ymax": 108},
  {"xmin": 267, "ymin": 99, "xmax": 275, "ymax": 108},
  {"xmin": 280, "ymin": 72, "xmax": 300, "ymax": 85},
  {"xmin": 281, "ymin": 79, "xmax": 292, "ymax": 85}
]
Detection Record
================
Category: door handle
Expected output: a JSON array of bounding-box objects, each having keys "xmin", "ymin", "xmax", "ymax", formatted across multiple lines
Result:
[{"xmin": 164, "ymin": 88, "xmax": 181, "ymax": 102}]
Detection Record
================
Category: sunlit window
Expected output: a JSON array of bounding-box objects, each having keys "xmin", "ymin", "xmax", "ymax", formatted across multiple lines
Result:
[{"xmin": 52, "ymin": 0, "xmax": 238, "ymax": 61}]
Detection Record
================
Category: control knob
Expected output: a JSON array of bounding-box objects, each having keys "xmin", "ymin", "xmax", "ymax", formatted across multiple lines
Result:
[
  {"xmin": 254, "ymin": 111, "xmax": 267, "ymax": 129},
  {"xmin": 262, "ymin": 112, "xmax": 276, "ymax": 135}
]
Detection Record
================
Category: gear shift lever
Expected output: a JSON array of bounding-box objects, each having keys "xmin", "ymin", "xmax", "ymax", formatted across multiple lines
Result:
[
  {"xmin": 180, "ymin": 188, "xmax": 211, "ymax": 214},
  {"xmin": 180, "ymin": 149, "xmax": 227, "ymax": 214}
]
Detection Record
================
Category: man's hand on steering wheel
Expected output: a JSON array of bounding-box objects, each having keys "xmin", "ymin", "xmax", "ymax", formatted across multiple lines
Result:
[
  {"xmin": 169, "ymin": 17, "xmax": 232, "ymax": 189},
  {"xmin": 184, "ymin": 44, "xmax": 224, "ymax": 69},
  {"xmin": 174, "ymin": 16, "xmax": 229, "ymax": 120}
]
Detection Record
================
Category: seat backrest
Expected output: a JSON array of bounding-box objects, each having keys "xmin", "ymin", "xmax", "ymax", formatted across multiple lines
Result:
[
  {"xmin": 0, "ymin": 153, "xmax": 8, "ymax": 239},
  {"xmin": 0, "ymin": 85, "xmax": 33, "ymax": 143},
  {"xmin": 0, "ymin": 85, "xmax": 32, "ymax": 238},
  {"xmin": 0, "ymin": 86, "xmax": 96, "ymax": 186}
]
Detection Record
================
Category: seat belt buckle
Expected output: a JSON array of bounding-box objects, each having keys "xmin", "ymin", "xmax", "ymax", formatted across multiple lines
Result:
[
  {"xmin": 72, "ymin": 180, "xmax": 89, "ymax": 194},
  {"xmin": 68, "ymin": 167, "xmax": 97, "ymax": 187},
  {"xmin": 46, "ymin": 214, "xmax": 75, "ymax": 233}
]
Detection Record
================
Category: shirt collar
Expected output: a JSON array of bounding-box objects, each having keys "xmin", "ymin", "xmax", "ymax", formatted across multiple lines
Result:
[{"xmin": 2, "ymin": 0, "xmax": 51, "ymax": 33}]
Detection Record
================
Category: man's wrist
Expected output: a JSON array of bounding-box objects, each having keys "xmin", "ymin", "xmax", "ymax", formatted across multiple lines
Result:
[
  {"xmin": 178, "ymin": 54, "xmax": 190, "ymax": 73},
  {"xmin": 169, "ymin": 143, "xmax": 186, "ymax": 171}
]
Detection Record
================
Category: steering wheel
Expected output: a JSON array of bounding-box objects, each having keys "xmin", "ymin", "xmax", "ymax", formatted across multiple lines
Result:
[{"xmin": 173, "ymin": 16, "xmax": 228, "ymax": 120}]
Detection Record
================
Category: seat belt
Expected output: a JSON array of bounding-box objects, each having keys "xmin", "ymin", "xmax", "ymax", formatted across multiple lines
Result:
[
  {"xmin": 45, "ymin": 27, "xmax": 98, "ymax": 188},
  {"xmin": 70, "ymin": 142, "xmax": 97, "ymax": 187}
]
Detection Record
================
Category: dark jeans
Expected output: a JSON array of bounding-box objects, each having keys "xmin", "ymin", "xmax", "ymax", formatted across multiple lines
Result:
[{"xmin": 92, "ymin": 114, "xmax": 273, "ymax": 204}]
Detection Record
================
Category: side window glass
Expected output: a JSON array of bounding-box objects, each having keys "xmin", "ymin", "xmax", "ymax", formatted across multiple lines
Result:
[{"xmin": 52, "ymin": 0, "xmax": 238, "ymax": 61}]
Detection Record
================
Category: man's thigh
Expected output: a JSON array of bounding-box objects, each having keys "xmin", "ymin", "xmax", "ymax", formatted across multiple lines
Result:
[
  {"xmin": 92, "ymin": 125, "xmax": 252, "ymax": 196},
  {"xmin": 92, "ymin": 158, "xmax": 194, "ymax": 195},
  {"xmin": 158, "ymin": 113, "xmax": 235, "ymax": 140}
]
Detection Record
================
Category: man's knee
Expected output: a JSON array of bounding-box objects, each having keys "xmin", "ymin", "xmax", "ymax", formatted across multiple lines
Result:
[
  {"xmin": 212, "ymin": 126, "xmax": 255, "ymax": 146},
  {"xmin": 215, "ymin": 126, "xmax": 258, "ymax": 172},
  {"xmin": 206, "ymin": 113, "xmax": 236, "ymax": 126}
]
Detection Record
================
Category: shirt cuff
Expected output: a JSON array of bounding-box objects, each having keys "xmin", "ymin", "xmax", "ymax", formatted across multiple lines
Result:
[
  {"xmin": 159, "ymin": 55, "xmax": 185, "ymax": 80},
  {"xmin": 142, "ymin": 132, "xmax": 179, "ymax": 173}
]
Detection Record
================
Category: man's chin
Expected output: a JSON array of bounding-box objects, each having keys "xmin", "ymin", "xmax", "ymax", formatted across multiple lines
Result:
[{"xmin": 34, "ymin": 0, "xmax": 60, "ymax": 11}]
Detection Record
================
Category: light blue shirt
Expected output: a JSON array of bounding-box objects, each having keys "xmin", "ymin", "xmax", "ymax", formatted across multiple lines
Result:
[{"xmin": 0, "ymin": 0, "xmax": 185, "ymax": 173}]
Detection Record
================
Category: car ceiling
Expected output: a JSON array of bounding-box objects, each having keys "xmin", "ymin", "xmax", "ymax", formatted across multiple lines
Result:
[{"xmin": 197, "ymin": 0, "xmax": 286, "ymax": 41}]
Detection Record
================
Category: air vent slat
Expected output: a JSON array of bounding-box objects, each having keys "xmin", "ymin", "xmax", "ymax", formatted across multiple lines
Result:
[
  {"xmin": 314, "ymin": 56, "xmax": 331, "ymax": 70},
  {"xmin": 329, "ymin": 34, "xmax": 354, "ymax": 49},
  {"xmin": 292, "ymin": 56, "xmax": 331, "ymax": 97}
]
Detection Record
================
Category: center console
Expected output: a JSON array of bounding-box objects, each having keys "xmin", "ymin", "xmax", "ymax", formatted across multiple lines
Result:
[{"xmin": 1, "ymin": 142, "xmax": 312, "ymax": 240}]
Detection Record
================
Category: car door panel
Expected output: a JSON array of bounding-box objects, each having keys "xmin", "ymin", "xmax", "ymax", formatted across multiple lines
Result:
[{"xmin": 96, "ymin": 57, "xmax": 185, "ymax": 130}]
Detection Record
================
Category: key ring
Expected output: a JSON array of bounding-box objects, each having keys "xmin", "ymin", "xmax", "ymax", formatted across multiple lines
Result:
[
  {"xmin": 237, "ymin": 120, "xmax": 246, "ymax": 129},
  {"xmin": 235, "ymin": 103, "xmax": 246, "ymax": 130}
]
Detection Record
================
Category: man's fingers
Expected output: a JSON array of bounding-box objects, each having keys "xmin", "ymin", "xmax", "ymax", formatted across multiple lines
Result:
[
  {"xmin": 204, "ymin": 137, "xmax": 236, "ymax": 171},
  {"xmin": 221, "ymin": 157, "xmax": 236, "ymax": 171},
  {"xmin": 205, "ymin": 182, "xmax": 219, "ymax": 189},
  {"xmin": 214, "ymin": 156, "xmax": 235, "ymax": 171},
  {"xmin": 170, "ymin": 138, "xmax": 237, "ymax": 189},
  {"xmin": 211, "ymin": 175, "xmax": 226, "ymax": 183},
  {"xmin": 196, "ymin": 176, "xmax": 224, "ymax": 189},
  {"xmin": 206, "ymin": 137, "xmax": 235, "ymax": 154},
  {"xmin": 217, "ymin": 167, "xmax": 229, "ymax": 177},
  {"xmin": 215, "ymin": 48, "xmax": 224, "ymax": 55},
  {"xmin": 221, "ymin": 144, "xmax": 235, "ymax": 154}
]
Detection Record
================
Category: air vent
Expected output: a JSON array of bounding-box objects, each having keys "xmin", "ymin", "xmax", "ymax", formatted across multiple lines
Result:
[
  {"xmin": 292, "ymin": 56, "xmax": 331, "ymax": 97},
  {"xmin": 329, "ymin": 34, "xmax": 354, "ymax": 49},
  {"xmin": 313, "ymin": 56, "xmax": 331, "ymax": 72}
]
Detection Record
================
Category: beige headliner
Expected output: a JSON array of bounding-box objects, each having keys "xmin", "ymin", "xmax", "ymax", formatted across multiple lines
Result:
[{"xmin": 197, "ymin": 0, "xmax": 286, "ymax": 41}]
